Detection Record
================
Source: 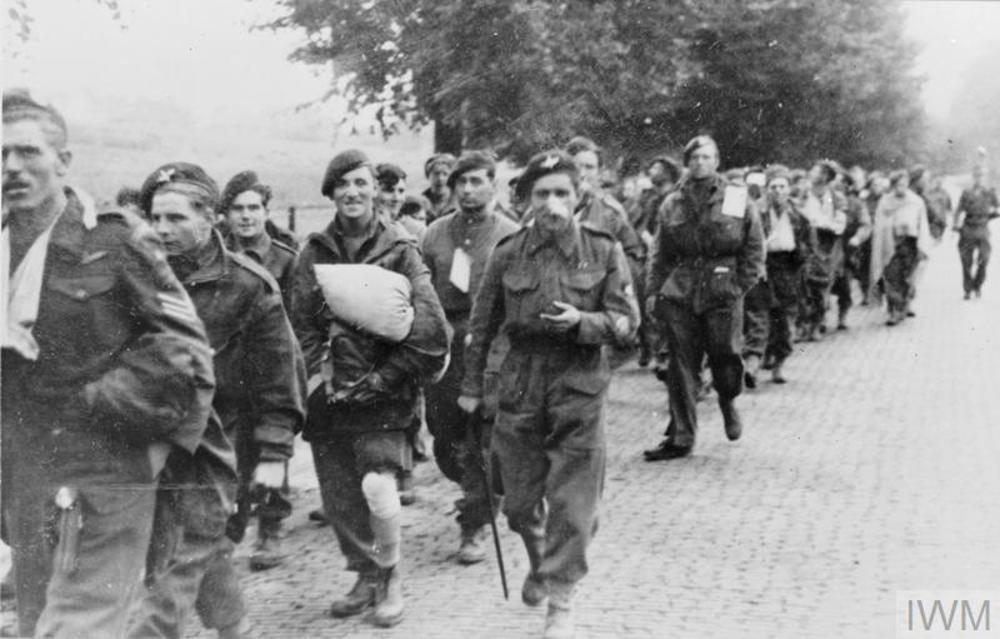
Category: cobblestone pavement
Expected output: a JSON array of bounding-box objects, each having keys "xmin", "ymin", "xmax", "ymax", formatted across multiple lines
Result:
[{"xmin": 3, "ymin": 241, "xmax": 997, "ymax": 638}]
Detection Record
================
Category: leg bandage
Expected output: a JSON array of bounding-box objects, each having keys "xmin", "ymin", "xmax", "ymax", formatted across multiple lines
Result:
[
  {"xmin": 361, "ymin": 472, "xmax": 401, "ymax": 519},
  {"xmin": 362, "ymin": 472, "xmax": 401, "ymax": 567}
]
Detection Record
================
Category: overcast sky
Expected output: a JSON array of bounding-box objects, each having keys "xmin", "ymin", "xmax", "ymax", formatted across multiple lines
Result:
[{"xmin": 3, "ymin": 0, "xmax": 998, "ymax": 123}]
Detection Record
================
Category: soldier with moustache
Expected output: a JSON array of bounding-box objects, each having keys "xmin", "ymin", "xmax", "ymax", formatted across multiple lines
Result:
[
  {"xmin": 459, "ymin": 150, "xmax": 638, "ymax": 639},
  {"xmin": 2, "ymin": 90, "xmax": 215, "ymax": 638}
]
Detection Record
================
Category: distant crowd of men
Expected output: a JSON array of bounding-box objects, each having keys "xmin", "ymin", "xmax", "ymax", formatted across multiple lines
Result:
[{"xmin": 3, "ymin": 88, "xmax": 997, "ymax": 639}]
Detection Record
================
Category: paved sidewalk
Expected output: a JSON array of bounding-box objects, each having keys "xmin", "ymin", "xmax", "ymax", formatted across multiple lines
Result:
[{"xmin": 4, "ymin": 241, "xmax": 996, "ymax": 638}]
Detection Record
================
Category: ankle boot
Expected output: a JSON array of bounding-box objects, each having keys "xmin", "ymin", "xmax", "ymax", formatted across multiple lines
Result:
[
  {"xmin": 372, "ymin": 565, "xmax": 404, "ymax": 627},
  {"xmin": 719, "ymin": 398, "xmax": 743, "ymax": 441},
  {"xmin": 457, "ymin": 527, "xmax": 488, "ymax": 565},
  {"xmin": 836, "ymin": 308, "xmax": 848, "ymax": 330},
  {"xmin": 329, "ymin": 572, "xmax": 377, "ymax": 618},
  {"xmin": 544, "ymin": 582, "xmax": 575, "ymax": 639},
  {"xmin": 771, "ymin": 361, "xmax": 787, "ymax": 384},
  {"xmin": 249, "ymin": 517, "xmax": 286, "ymax": 571},
  {"xmin": 521, "ymin": 532, "xmax": 547, "ymax": 606}
]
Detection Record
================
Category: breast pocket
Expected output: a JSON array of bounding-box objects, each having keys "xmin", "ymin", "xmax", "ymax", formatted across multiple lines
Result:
[
  {"xmin": 46, "ymin": 274, "xmax": 129, "ymax": 352},
  {"xmin": 502, "ymin": 269, "xmax": 540, "ymax": 325},
  {"xmin": 559, "ymin": 268, "xmax": 606, "ymax": 312}
]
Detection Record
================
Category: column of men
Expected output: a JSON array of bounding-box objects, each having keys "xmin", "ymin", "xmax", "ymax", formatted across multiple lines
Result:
[{"xmin": 3, "ymin": 89, "xmax": 996, "ymax": 639}]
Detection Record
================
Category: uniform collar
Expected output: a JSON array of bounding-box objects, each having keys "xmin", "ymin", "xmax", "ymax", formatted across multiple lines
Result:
[
  {"xmin": 225, "ymin": 228, "xmax": 272, "ymax": 262},
  {"xmin": 174, "ymin": 229, "xmax": 228, "ymax": 284},
  {"xmin": 527, "ymin": 220, "xmax": 580, "ymax": 258}
]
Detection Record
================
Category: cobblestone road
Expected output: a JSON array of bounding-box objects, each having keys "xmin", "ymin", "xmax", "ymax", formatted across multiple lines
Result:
[
  {"xmin": 3, "ymin": 241, "xmax": 996, "ymax": 638},
  {"xmin": 207, "ymin": 241, "xmax": 998, "ymax": 639}
]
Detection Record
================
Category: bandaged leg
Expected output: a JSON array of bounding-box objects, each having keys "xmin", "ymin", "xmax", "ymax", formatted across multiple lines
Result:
[{"xmin": 361, "ymin": 472, "xmax": 401, "ymax": 568}]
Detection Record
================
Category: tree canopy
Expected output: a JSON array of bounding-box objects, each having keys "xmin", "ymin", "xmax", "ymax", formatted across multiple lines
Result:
[{"xmin": 268, "ymin": 0, "xmax": 927, "ymax": 168}]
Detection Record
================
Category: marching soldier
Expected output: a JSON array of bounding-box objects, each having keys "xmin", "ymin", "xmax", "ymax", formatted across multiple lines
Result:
[
  {"xmin": 421, "ymin": 150, "xmax": 520, "ymax": 564},
  {"xmin": 219, "ymin": 170, "xmax": 298, "ymax": 311},
  {"xmin": 459, "ymin": 150, "xmax": 638, "ymax": 639},
  {"xmin": 2, "ymin": 90, "xmax": 215, "ymax": 638},
  {"xmin": 291, "ymin": 149, "xmax": 451, "ymax": 627},
  {"xmin": 953, "ymin": 164, "xmax": 999, "ymax": 299},
  {"xmin": 643, "ymin": 135, "xmax": 764, "ymax": 461},
  {"xmin": 129, "ymin": 162, "xmax": 306, "ymax": 638}
]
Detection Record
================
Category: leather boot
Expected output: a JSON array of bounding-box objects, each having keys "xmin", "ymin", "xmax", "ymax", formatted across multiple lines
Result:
[
  {"xmin": 771, "ymin": 361, "xmax": 787, "ymax": 384},
  {"xmin": 543, "ymin": 582, "xmax": 575, "ymax": 639},
  {"xmin": 457, "ymin": 527, "xmax": 487, "ymax": 565},
  {"xmin": 521, "ymin": 532, "xmax": 547, "ymax": 607},
  {"xmin": 720, "ymin": 397, "xmax": 743, "ymax": 441},
  {"xmin": 836, "ymin": 308, "xmax": 848, "ymax": 330},
  {"xmin": 249, "ymin": 517, "xmax": 285, "ymax": 571},
  {"xmin": 329, "ymin": 572, "xmax": 377, "ymax": 618},
  {"xmin": 372, "ymin": 565, "xmax": 404, "ymax": 627}
]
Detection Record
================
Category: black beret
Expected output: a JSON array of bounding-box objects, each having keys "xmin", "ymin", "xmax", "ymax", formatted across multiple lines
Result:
[
  {"xmin": 321, "ymin": 149, "xmax": 371, "ymax": 198},
  {"xmin": 399, "ymin": 194, "xmax": 431, "ymax": 218},
  {"xmin": 446, "ymin": 150, "xmax": 496, "ymax": 190},
  {"xmin": 565, "ymin": 136, "xmax": 599, "ymax": 158},
  {"xmin": 682, "ymin": 135, "xmax": 718, "ymax": 165},
  {"xmin": 515, "ymin": 150, "xmax": 579, "ymax": 202},
  {"xmin": 2, "ymin": 88, "xmax": 68, "ymax": 144},
  {"xmin": 375, "ymin": 163, "xmax": 407, "ymax": 188},
  {"xmin": 424, "ymin": 153, "xmax": 456, "ymax": 177},
  {"xmin": 220, "ymin": 170, "xmax": 272, "ymax": 213},
  {"xmin": 648, "ymin": 155, "xmax": 681, "ymax": 179},
  {"xmin": 140, "ymin": 162, "xmax": 219, "ymax": 215}
]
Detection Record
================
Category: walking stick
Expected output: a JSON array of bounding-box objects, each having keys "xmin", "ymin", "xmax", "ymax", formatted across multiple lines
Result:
[{"xmin": 469, "ymin": 409, "xmax": 509, "ymax": 600}]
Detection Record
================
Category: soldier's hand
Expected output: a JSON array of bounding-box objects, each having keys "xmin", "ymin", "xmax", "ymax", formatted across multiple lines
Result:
[
  {"xmin": 540, "ymin": 301, "xmax": 581, "ymax": 332},
  {"xmin": 333, "ymin": 372, "xmax": 388, "ymax": 405},
  {"xmin": 253, "ymin": 462, "xmax": 285, "ymax": 489},
  {"xmin": 457, "ymin": 395, "xmax": 483, "ymax": 415}
]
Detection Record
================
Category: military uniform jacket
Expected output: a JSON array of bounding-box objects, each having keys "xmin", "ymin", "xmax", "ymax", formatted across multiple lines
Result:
[
  {"xmin": 461, "ymin": 222, "xmax": 639, "ymax": 399},
  {"xmin": 421, "ymin": 206, "xmax": 521, "ymax": 318},
  {"xmin": 1, "ymin": 192, "xmax": 215, "ymax": 485},
  {"xmin": 292, "ymin": 216, "xmax": 451, "ymax": 437},
  {"xmin": 223, "ymin": 230, "xmax": 297, "ymax": 310},
  {"xmin": 647, "ymin": 175, "xmax": 765, "ymax": 315},
  {"xmin": 175, "ymin": 230, "xmax": 305, "ymax": 465}
]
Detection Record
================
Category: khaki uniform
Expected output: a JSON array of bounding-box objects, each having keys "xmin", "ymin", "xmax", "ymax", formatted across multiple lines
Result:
[
  {"xmin": 647, "ymin": 175, "xmax": 764, "ymax": 449},
  {"xmin": 2, "ymin": 194, "xmax": 215, "ymax": 638},
  {"xmin": 956, "ymin": 185, "xmax": 998, "ymax": 294},
  {"xmin": 462, "ymin": 221, "xmax": 638, "ymax": 588}
]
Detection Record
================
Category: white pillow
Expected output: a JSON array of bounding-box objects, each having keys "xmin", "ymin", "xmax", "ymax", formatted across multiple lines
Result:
[{"xmin": 313, "ymin": 264, "xmax": 414, "ymax": 342}]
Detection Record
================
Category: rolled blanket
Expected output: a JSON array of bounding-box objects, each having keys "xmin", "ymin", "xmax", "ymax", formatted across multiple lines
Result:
[{"xmin": 313, "ymin": 263, "xmax": 414, "ymax": 342}]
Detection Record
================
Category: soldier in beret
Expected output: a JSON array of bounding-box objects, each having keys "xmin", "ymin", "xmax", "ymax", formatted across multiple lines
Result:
[
  {"xmin": 643, "ymin": 135, "xmax": 765, "ymax": 461},
  {"xmin": 2, "ymin": 90, "xmax": 215, "ymax": 637},
  {"xmin": 129, "ymin": 162, "xmax": 306, "ymax": 639},
  {"xmin": 421, "ymin": 150, "xmax": 520, "ymax": 565},
  {"xmin": 292, "ymin": 149, "xmax": 451, "ymax": 627},
  {"xmin": 422, "ymin": 152, "xmax": 457, "ymax": 222},
  {"xmin": 219, "ymin": 170, "xmax": 298, "ymax": 312},
  {"xmin": 459, "ymin": 150, "xmax": 639, "ymax": 639}
]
